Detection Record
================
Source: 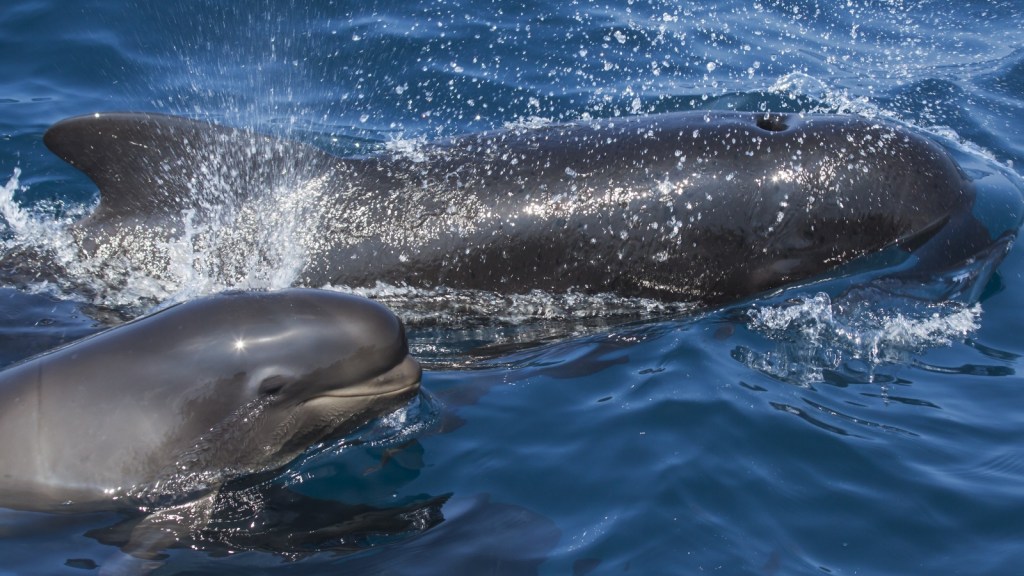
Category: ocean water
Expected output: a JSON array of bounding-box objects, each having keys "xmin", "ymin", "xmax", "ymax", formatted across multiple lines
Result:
[{"xmin": 1, "ymin": 1, "xmax": 1024, "ymax": 574}]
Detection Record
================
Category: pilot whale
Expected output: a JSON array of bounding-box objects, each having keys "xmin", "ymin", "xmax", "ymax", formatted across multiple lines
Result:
[
  {"xmin": 0, "ymin": 288, "xmax": 420, "ymax": 515},
  {"xmin": 43, "ymin": 111, "xmax": 1022, "ymax": 305}
]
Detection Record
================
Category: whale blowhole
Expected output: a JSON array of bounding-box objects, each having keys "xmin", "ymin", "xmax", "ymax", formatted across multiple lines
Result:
[{"xmin": 756, "ymin": 115, "xmax": 789, "ymax": 132}]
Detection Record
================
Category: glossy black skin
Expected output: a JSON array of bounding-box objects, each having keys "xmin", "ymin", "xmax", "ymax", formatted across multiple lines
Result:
[
  {"xmin": 0, "ymin": 289, "xmax": 420, "ymax": 512},
  {"xmin": 44, "ymin": 111, "xmax": 1008, "ymax": 305}
]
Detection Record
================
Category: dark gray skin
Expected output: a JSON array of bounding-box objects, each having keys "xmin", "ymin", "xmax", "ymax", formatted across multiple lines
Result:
[
  {"xmin": 43, "ymin": 111, "xmax": 1015, "ymax": 305},
  {"xmin": 0, "ymin": 289, "xmax": 420, "ymax": 514}
]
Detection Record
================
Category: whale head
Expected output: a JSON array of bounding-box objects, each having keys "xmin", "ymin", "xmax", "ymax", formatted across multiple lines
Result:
[{"xmin": 142, "ymin": 289, "xmax": 422, "ymax": 484}]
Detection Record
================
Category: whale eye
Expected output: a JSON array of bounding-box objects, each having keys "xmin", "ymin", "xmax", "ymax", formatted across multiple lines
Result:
[
  {"xmin": 756, "ymin": 115, "xmax": 788, "ymax": 132},
  {"xmin": 258, "ymin": 375, "xmax": 290, "ymax": 397}
]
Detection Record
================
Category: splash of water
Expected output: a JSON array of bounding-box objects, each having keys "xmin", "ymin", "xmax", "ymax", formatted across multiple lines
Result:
[
  {"xmin": 769, "ymin": 72, "xmax": 894, "ymax": 119},
  {"xmin": 735, "ymin": 291, "xmax": 982, "ymax": 388},
  {"xmin": 0, "ymin": 168, "xmax": 31, "ymax": 236},
  {"xmin": 0, "ymin": 169, "xmax": 94, "ymax": 298},
  {"xmin": 0, "ymin": 164, "xmax": 316, "ymax": 313}
]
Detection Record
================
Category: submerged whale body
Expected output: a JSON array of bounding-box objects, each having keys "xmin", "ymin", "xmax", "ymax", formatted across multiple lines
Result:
[
  {"xmin": 0, "ymin": 288, "xmax": 420, "ymax": 514},
  {"xmin": 43, "ymin": 111, "xmax": 1022, "ymax": 305}
]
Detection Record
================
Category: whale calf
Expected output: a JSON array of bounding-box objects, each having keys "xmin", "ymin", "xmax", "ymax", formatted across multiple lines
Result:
[
  {"xmin": 0, "ymin": 288, "xmax": 420, "ymax": 514},
  {"xmin": 42, "ymin": 111, "xmax": 1022, "ymax": 305}
]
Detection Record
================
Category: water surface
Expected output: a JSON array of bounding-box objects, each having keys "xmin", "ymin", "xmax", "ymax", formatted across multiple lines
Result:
[{"xmin": 1, "ymin": 1, "xmax": 1023, "ymax": 574}]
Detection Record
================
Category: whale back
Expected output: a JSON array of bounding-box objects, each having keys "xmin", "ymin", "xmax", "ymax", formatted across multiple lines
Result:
[
  {"xmin": 43, "ymin": 111, "xmax": 1018, "ymax": 304},
  {"xmin": 312, "ymin": 112, "xmax": 994, "ymax": 301}
]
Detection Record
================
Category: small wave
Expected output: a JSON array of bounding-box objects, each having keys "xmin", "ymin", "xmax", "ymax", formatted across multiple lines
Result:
[
  {"xmin": 751, "ymin": 292, "xmax": 981, "ymax": 353},
  {"xmin": 737, "ymin": 291, "xmax": 982, "ymax": 387},
  {"xmin": 769, "ymin": 397, "xmax": 920, "ymax": 438}
]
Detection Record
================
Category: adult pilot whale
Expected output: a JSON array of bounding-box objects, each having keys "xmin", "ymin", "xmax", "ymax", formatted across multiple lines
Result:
[
  {"xmin": 42, "ymin": 111, "xmax": 1023, "ymax": 305},
  {"xmin": 0, "ymin": 288, "xmax": 420, "ymax": 514}
]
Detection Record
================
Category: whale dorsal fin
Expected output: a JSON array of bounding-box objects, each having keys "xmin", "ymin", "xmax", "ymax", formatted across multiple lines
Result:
[{"xmin": 44, "ymin": 113, "xmax": 344, "ymax": 224}]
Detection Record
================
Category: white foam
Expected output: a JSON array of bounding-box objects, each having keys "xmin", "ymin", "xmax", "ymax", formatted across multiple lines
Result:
[
  {"xmin": 741, "ymin": 291, "xmax": 981, "ymax": 385},
  {"xmin": 750, "ymin": 292, "xmax": 980, "ymax": 354},
  {"xmin": 331, "ymin": 282, "xmax": 694, "ymax": 326}
]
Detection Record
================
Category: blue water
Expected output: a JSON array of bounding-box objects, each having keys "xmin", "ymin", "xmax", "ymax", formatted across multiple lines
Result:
[{"xmin": 2, "ymin": 0, "xmax": 1024, "ymax": 574}]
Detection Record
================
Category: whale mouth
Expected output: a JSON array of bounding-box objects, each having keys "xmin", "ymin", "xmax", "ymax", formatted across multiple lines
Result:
[{"xmin": 315, "ymin": 355, "xmax": 422, "ymax": 399}]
